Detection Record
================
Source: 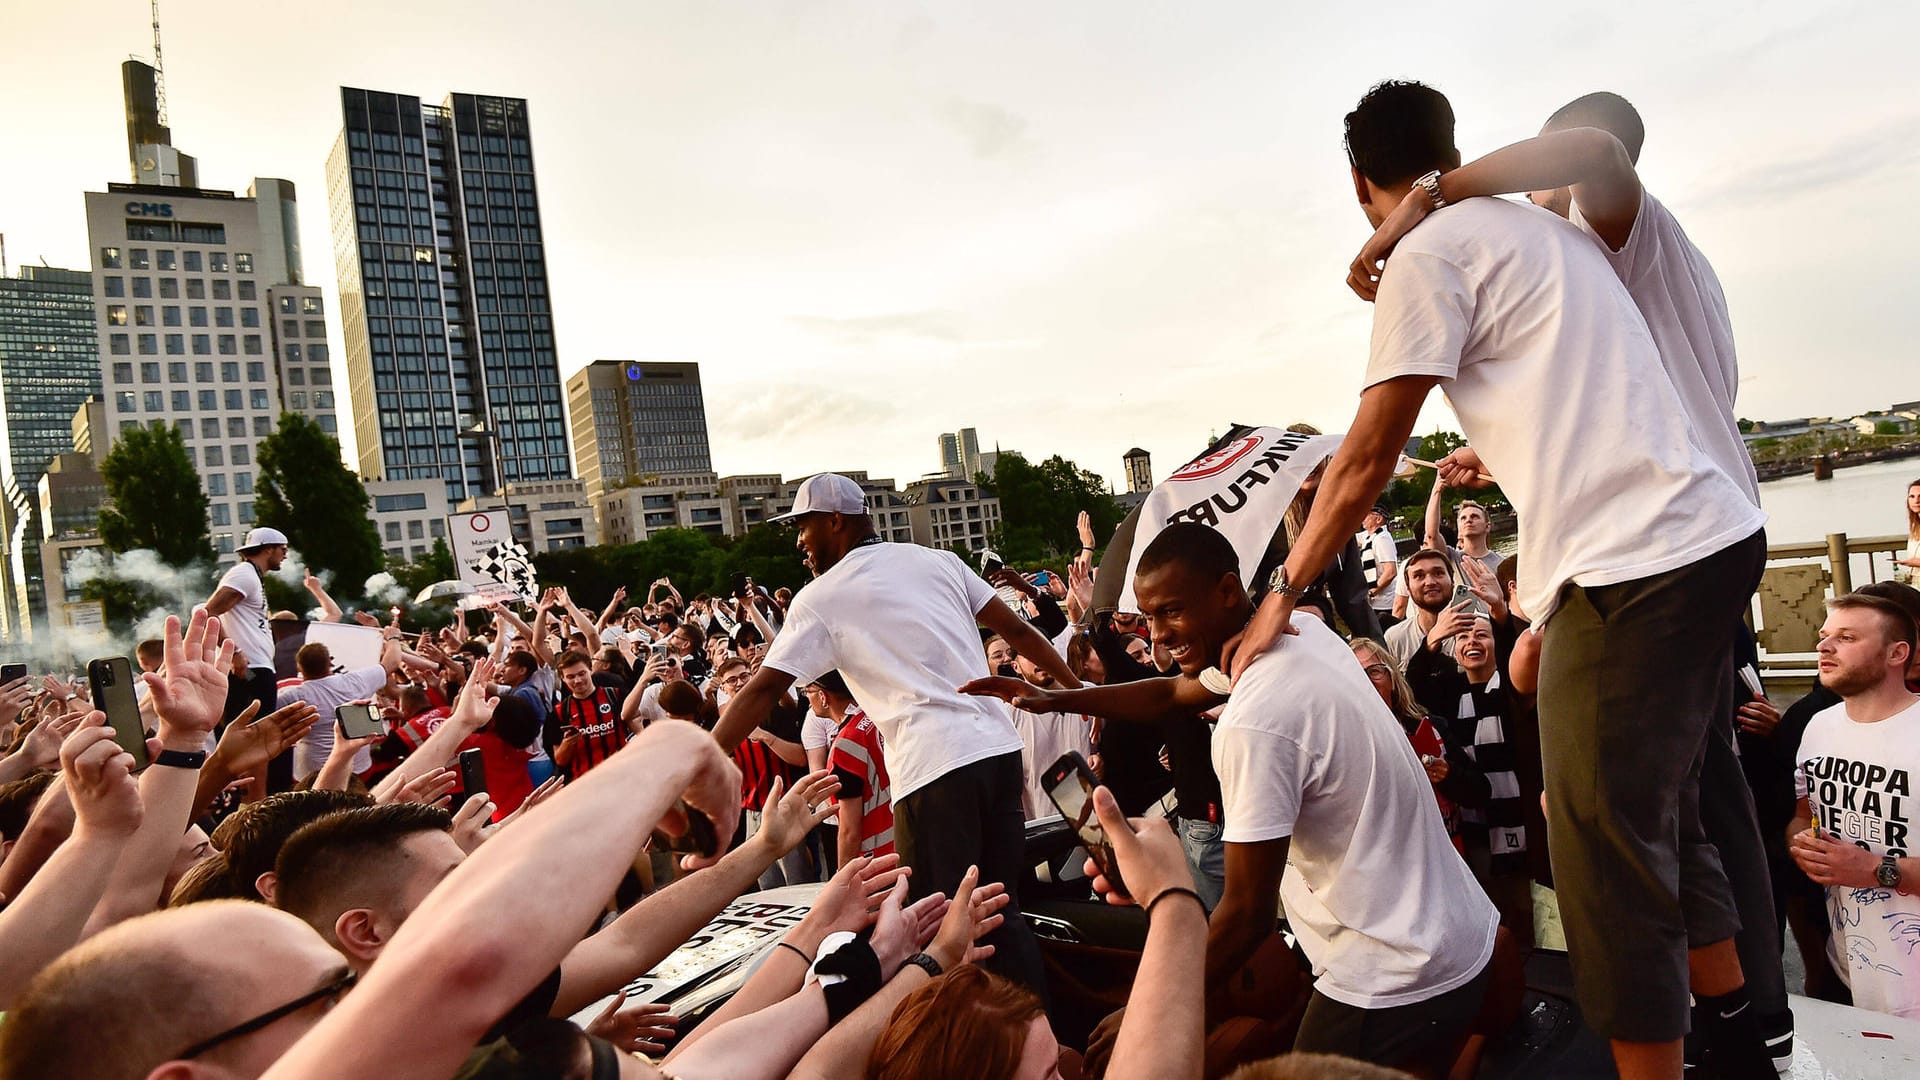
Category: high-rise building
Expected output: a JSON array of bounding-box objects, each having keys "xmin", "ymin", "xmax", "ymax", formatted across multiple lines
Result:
[
  {"xmin": 86, "ymin": 61, "xmax": 339, "ymax": 563},
  {"xmin": 0, "ymin": 266, "xmax": 99, "ymax": 638},
  {"xmin": 937, "ymin": 427, "xmax": 982, "ymax": 481},
  {"xmin": 567, "ymin": 361, "xmax": 714, "ymax": 502},
  {"xmin": 328, "ymin": 88, "xmax": 568, "ymax": 507}
]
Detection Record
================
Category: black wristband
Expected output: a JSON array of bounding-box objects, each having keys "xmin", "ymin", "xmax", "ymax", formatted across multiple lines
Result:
[
  {"xmin": 1144, "ymin": 886, "xmax": 1204, "ymax": 919},
  {"xmin": 814, "ymin": 938, "xmax": 883, "ymax": 1024},
  {"xmin": 899, "ymin": 951, "xmax": 943, "ymax": 979},
  {"xmin": 153, "ymin": 748, "xmax": 208, "ymax": 770},
  {"xmin": 774, "ymin": 941, "xmax": 810, "ymax": 965}
]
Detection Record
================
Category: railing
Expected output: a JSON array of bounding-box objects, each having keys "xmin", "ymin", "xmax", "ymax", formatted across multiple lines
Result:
[{"xmin": 1755, "ymin": 532, "xmax": 1909, "ymax": 699}]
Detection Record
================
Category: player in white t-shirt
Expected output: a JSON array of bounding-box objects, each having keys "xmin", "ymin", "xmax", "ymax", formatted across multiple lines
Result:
[
  {"xmin": 966, "ymin": 522, "xmax": 1496, "ymax": 1074},
  {"xmin": 1231, "ymin": 82, "xmax": 1769, "ymax": 1079},
  {"xmin": 206, "ymin": 527, "xmax": 292, "ymax": 789},
  {"xmin": 711, "ymin": 473, "xmax": 1081, "ymax": 994},
  {"xmin": 1790, "ymin": 592, "xmax": 1920, "ymax": 1022}
]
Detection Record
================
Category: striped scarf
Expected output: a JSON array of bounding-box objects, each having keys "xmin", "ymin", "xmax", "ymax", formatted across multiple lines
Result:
[{"xmin": 1450, "ymin": 672, "xmax": 1527, "ymax": 874}]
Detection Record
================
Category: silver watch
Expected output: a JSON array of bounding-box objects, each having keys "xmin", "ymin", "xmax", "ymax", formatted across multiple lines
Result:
[
  {"xmin": 1412, "ymin": 169, "xmax": 1447, "ymax": 211},
  {"xmin": 1266, "ymin": 566, "xmax": 1309, "ymax": 601}
]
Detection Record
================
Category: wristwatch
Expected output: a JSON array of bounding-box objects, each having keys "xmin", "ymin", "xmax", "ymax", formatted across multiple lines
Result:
[
  {"xmin": 154, "ymin": 748, "xmax": 208, "ymax": 770},
  {"xmin": 900, "ymin": 952, "xmax": 943, "ymax": 979},
  {"xmin": 1877, "ymin": 853, "xmax": 1902, "ymax": 889},
  {"xmin": 1266, "ymin": 566, "xmax": 1309, "ymax": 601},
  {"xmin": 1412, "ymin": 169, "xmax": 1447, "ymax": 211}
]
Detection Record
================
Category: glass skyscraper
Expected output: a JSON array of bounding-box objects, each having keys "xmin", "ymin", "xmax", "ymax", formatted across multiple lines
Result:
[
  {"xmin": 0, "ymin": 266, "xmax": 99, "ymax": 637},
  {"xmin": 327, "ymin": 88, "xmax": 568, "ymax": 506},
  {"xmin": 566, "ymin": 361, "xmax": 714, "ymax": 502}
]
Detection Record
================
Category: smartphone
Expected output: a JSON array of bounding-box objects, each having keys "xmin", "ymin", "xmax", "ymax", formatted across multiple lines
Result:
[
  {"xmin": 335, "ymin": 702, "xmax": 386, "ymax": 741},
  {"xmin": 649, "ymin": 802, "xmax": 720, "ymax": 857},
  {"xmin": 87, "ymin": 656, "xmax": 150, "ymax": 772},
  {"xmin": 0, "ymin": 662, "xmax": 25, "ymax": 685},
  {"xmin": 981, "ymin": 550, "xmax": 1005, "ymax": 576},
  {"xmin": 1042, "ymin": 750, "xmax": 1127, "ymax": 897},
  {"xmin": 1449, "ymin": 583, "xmax": 1475, "ymax": 609},
  {"xmin": 730, "ymin": 572, "xmax": 750, "ymax": 597},
  {"xmin": 1033, "ymin": 571, "xmax": 1052, "ymax": 588},
  {"xmin": 457, "ymin": 747, "xmax": 487, "ymax": 797}
]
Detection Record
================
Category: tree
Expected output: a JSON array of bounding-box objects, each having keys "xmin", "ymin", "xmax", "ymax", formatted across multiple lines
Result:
[
  {"xmin": 98, "ymin": 423, "xmax": 214, "ymax": 566},
  {"xmin": 255, "ymin": 413, "xmax": 384, "ymax": 601},
  {"xmin": 389, "ymin": 538, "xmax": 458, "ymax": 599},
  {"xmin": 981, "ymin": 451, "xmax": 1124, "ymax": 565}
]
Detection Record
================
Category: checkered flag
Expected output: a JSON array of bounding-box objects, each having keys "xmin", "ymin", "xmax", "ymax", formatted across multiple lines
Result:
[{"xmin": 467, "ymin": 540, "xmax": 536, "ymax": 601}]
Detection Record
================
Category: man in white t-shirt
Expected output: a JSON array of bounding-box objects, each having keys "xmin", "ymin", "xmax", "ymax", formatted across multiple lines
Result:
[
  {"xmin": 206, "ymin": 527, "xmax": 291, "ymax": 787},
  {"xmin": 1790, "ymin": 592, "xmax": 1920, "ymax": 1021},
  {"xmin": 282, "ymin": 634, "xmax": 403, "ymax": 780},
  {"xmin": 1355, "ymin": 505, "xmax": 1399, "ymax": 624},
  {"xmin": 1232, "ymin": 82, "xmax": 1769, "ymax": 1079},
  {"xmin": 967, "ymin": 522, "xmax": 1496, "ymax": 1073},
  {"xmin": 712, "ymin": 473, "xmax": 1081, "ymax": 993}
]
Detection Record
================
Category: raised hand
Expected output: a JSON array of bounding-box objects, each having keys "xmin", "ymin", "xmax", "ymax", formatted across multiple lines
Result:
[
  {"xmin": 987, "ymin": 568, "xmax": 1038, "ymax": 600},
  {"xmin": 61, "ymin": 714, "xmax": 149, "ymax": 838},
  {"xmin": 788, "ymin": 853, "xmax": 910, "ymax": 951},
  {"xmin": 352, "ymin": 610, "xmax": 381, "ymax": 627},
  {"xmin": 450, "ymin": 793, "xmax": 495, "ymax": 853},
  {"xmin": 213, "ymin": 700, "xmax": 319, "ymax": 783},
  {"xmin": 386, "ymin": 766, "xmax": 458, "ymax": 807},
  {"xmin": 16, "ymin": 709, "xmax": 86, "ymax": 770},
  {"xmin": 752, "ymin": 771, "xmax": 842, "ymax": 858},
  {"xmin": 0, "ymin": 675, "xmax": 34, "ymax": 726},
  {"xmin": 488, "ymin": 775, "xmax": 563, "ymax": 835},
  {"xmin": 449, "ymin": 658, "xmax": 500, "ymax": 732},
  {"xmin": 144, "ymin": 609, "xmax": 235, "ymax": 746},
  {"xmin": 1077, "ymin": 510, "xmax": 1096, "ymax": 550},
  {"xmin": 1459, "ymin": 555, "xmax": 1507, "ymax": 620},
  {"xmin": 1080, "ymin": 785, "xmax": 1190, "ymax": 909},
  {"xmin": 585, "ymin": 990, "xmax": 677, "ymax": 1056},
  {"xmin": 925, "ymin": 865, "xmax": 1009, "ymax": 971},
  {"xmin": 1425, "ymin": 603, "xmax": 1477, "ymax": 651}
]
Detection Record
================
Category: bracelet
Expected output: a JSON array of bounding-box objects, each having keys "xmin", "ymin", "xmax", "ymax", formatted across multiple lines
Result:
[
  {"xmin": 775, "ymin": 941, "xmax": 811, "ymax": 965},
  {"xmin": 1144, "ymin": 886, "xmax": 1204, "ymax": 919}
]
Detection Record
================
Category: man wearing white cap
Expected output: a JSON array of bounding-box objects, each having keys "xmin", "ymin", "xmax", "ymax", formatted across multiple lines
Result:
[
  {"xmin": 207, "ymin": 527, "xmax": 292, "ymax": 788},
  {"xmin": 713, "ymin": 472, "xmax": 1078, "ymax": 993}
]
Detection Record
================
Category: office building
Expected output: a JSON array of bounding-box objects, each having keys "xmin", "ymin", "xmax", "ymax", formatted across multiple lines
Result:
[
  {"xmin": 598, "ymin": 472, "xmax": 731, "ymax": 546},
  {"xmin": 759, "ymin": 472, "xmax": 915, "ymax": 545},
  {"xmin": 567, "ymin": 360, "xmax": 713, "ymax": 502},
  {"xmin": 0, "ymin": 267, "xmax": 99, "ymax": 638},
  {"xmin": 86, "ymin": 60, "xmax": 338, "ymax": 562},
  {"xmin": 328, "ymin": 88, "xmax": 568, "ymax": 507},
  {"xmin": 366, "ymin": 477, "xmax": 451, "ymax": 565},
  {"xmin": 938, "ymin": 427, "xmax": 981, "ymax": 481},
  {"xmin": 906, "ymin": 477, "xmax": 1001, "ymax": 553},
  {"xmin": 459, "ymin": 478, "xmax": 597, "ymax": 552}
]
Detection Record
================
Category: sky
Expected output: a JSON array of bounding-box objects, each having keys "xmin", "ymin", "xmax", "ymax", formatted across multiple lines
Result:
[{"xmin": 2, "ymin": 1, "xmax": 1916, "ymax": 492}]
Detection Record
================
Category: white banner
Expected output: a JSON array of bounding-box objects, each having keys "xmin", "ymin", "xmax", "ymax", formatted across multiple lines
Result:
[
  {"xmin": 447, "ymin": 510, "xmax": 535, "ymax": 602},
  {"xmin": 271, "ymin": 620, "xmax": 385, "ymax": 681},
  {"xmin": 1116, "ymin": 429, "xmax": 1342, "ymax": 614}
]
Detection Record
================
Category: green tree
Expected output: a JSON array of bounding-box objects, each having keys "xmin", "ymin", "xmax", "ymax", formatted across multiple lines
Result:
[
  {"xmin": 97, "ymin": 423, "xmax": 214, "ymax": 565},
  {"xmin": 981, "ymin": 452, "xmax": 1124, "ymax": 565},
  {"xmin": 389, "ymin": 538, "xmax": 458, "ymax": 599},
  {"xmin": 255, "ymin": 413, "xmax": 384, "ymax": 601}
]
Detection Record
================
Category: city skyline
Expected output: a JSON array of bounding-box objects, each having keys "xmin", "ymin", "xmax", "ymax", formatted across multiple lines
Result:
[{"xmin": 2, "ymin": 1, "xmax": 1916, "ymax": 493}]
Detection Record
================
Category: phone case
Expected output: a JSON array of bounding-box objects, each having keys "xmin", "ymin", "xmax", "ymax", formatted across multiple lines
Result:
[{"xmin": 88, "ymin": 657, "xmax": 150, "ymax": 770}]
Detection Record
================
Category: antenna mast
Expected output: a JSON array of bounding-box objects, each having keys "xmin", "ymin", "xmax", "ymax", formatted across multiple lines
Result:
[{"xmin": 151, "ymin": 0, "xmax": 167, "ymax": 126}]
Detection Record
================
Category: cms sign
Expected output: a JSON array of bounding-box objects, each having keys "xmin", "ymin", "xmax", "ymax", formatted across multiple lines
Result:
[{"xmin": 124, "ymin": 202, "xmax": 174, "ymax": 217}]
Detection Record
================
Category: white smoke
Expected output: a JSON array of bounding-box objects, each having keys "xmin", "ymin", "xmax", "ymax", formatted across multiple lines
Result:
[
  {"xmin": 363, "ymin": 571, "xmax": 407, "ymax": 608},
  {"xmin": 55, "ymin": 547, "xmax": 217, "ymax": 672}
]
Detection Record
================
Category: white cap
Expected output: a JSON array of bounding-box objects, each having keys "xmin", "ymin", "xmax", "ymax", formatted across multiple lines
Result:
[
  {"xmin": 769, "ymin": 473, "xmax": 868, "ymax": 522},
  {"xmin": 238, "ymin": 527, "xmax": 290, "ymax": 551}
]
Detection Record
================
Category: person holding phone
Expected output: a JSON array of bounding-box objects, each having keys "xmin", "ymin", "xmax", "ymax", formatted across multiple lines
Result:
[
  {"xmin": 1382, "ymin": 548, "xmax": 1465, "ymax": 670},
  {"xmin": 279, "ymin": 636, "xmax": 403, "ymax": 782}
]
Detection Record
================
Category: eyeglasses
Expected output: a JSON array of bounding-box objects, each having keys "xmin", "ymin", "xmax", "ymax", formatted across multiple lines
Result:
[
  {"xmin": 1363, "ymin": 664, "xmax": 1393, "ymax": 680},
  {"xmin": 176, "ymin": 968, "xmax": 358, "ymax": 1060},
  {"xmin": 717, "ymin": 675, "xmax": 750, "ymax": 691}
]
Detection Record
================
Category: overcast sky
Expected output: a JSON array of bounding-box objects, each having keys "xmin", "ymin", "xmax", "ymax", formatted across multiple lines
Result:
[{"xmin": 3, "ymin": 1, "xmax": 1914, "ymax": 490}]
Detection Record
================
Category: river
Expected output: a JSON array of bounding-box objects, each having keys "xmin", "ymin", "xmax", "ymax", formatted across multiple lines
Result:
[{"xmin": 1757, "ymin": 457, "xmax": 1918, "ymax": 545}]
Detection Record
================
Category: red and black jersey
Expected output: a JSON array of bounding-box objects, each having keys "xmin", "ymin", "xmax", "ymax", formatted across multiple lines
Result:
[{"xmin": 552, "ymin": 685, "xmax": 629, "ymax": 780}]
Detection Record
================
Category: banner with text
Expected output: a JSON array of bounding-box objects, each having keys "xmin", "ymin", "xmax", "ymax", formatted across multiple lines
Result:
[{"xmin": 448, "ymin": 510, "xmax": 536, "ymax": 603}]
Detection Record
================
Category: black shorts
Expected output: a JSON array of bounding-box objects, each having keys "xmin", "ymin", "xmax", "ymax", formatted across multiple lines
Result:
[{"xmin": 1292, "ymin": 957, "xmax": 1491, "ymax": 1072}]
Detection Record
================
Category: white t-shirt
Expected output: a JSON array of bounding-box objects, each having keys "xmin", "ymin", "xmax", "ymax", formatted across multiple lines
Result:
[
  {"xmin": 762, "ymin": 543, "xmax": 1023, "ymax": 800},
  {"xmin": 282, "ymin": 665, "xmax": 391, "ymax": 779},
  {"xmin": 216, "ymin": 560, "xmax": 275, "ymax": 672},
  {"xmin": 1572, "ymin": 190, "xmax": 1758, "ymax": 505},
  {"xmin": 1360, "ymin": 528, "xmax": 1398, "ymax": 612},
  {"xmin": 1794, "ymin": 697, "xmax": 1920, "ymax": 1020},
  {"xmin": 1213, "ymin": 613, "xmax": 1497, "ymax": 1009},
  {"xmin": 1010, "ymin": 705, "xmax": 1094, "ymax": 821},
  {"xmin": 802, "ymin": 708, "xmax": 841, "ymax": 753},
  {"xmin": 1368, "ymin": 198, "xmax": 1765, "ymax": 625},
  {"xmin": 629, "ymin": 681, "xmax": 668, "ymax": 725}
]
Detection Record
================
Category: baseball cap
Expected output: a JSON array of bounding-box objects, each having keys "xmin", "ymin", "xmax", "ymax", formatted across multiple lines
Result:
[
  {"xmin": 1368, "ymin": 504, "xmax": 1390, "ymax": 518},
  {"xmin": 769, "ymin": 474, "xmax": 868, "ymax": 522},
  {"xmin": 238, "ymin": 527, "xmax": 290, "ymax": 552}
]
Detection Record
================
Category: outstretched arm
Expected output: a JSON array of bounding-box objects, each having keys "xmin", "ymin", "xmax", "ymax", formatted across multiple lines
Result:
[
  {"xmin": 712, "ymin": 666, "xmax": 801, "ymax": 753},
  {"xmin": 1423, "ymin": 473, "xmax": 1448, "ymax": 553},
  {"xmin": 976, "ymin": 598, "xmax": 1081, "ymax": 690},
  {"xmin": 304, "ymin": 571, "xmax": 344, "ymax": 622},
  {"xmin": 962, "ymin": 673, "xmax": 1221, "ymax": 726}
]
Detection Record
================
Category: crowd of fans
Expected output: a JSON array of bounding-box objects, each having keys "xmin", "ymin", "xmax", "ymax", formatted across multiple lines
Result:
[{"xmin": 2, "ymin": 79, "xmax": 1915, "ymax": 1080}]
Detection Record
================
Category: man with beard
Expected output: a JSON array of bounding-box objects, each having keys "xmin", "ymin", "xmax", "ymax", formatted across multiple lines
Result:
[
  {"xmin": 1383, "ymin": 548, "xmax": 1466, "ymax": 670},
  {"xmin": 713, "ymin": 473, "xmax": 1077, "ymax": 993}
]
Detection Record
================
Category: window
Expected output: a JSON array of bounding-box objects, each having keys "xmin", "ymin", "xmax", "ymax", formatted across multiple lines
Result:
[
  {"xmin": 106, "ymin": 305, "xmax": 128, "ymax": 325},
  {"xmin": 199, "ymin": 390, "xmax": 216, "ymax": 410},
  {"xmin": 130, "ymin": 249, "xmax": 150, "ymax": 269},
  {"xmin": 186, "ymin": 279, "xmax": 205, "ymax": 300},
  {"xmin": 210, "ymin": 503, "xmax": 230, "ymax": 526},
  {"xmin": 235, "ymin": 253, "xmax": 253, "ymax": 273},
  {"xmin": 225, "ymin": 390, "xmax": 243, "ymax": 410},
  {"xmin": 157, "ymin": 250, "xmax": 177, "ymax": 271},
  {"xmin": 143, "ymin": 391, "xmax": 163, "ymax": 412},
  {"xmin": 215, "ymin": 534, "xmax": 234, "ymax": 555},
  {"xmin": 184, "ymin": 250, "xmax": 203, "ymax": 272},
  {"xmin": 279, "ymin": 296, "xmax": 296, "ymax": 314},
  {"xmin": 287, "ymin": 368, "xmax": 305, "ymax": 386},
  {"xmin": 250, "ymin": 390, "xmax": 269, "ymax": 410},
  {"xmin": 407, "ymin": 521, "xmax": 424, "ymax": 540},
  {"xmin": 195, "ymin": 362, "xmax": 213, "ymax": 382},
  {"xmin": 100, "ymin": 247, "xmax": 122, "ymax": 269},
  {"xmin": 281, "ymin": 319, "xmax": 299, "ymax": 338},
  {"xmin": 252, "ymin": 416, "xmax": 270, "ymax": 436},
  {"xmin": 216, "ymin": 307, "xmax": 234, "ymax": 328},
  {"xmin": 226, "ymin": 417, "xmax": 246, "ymax": 438},
  {"xmin": 304, "ymin": 320, "xmax": 326, "ymax": 338},
  {"xmin": 385, "ymin": 522, "xmax": 402, "ymax": 541},
  {"xmin": 159, "ymin": 279, "xmax": 179, "ymax": 299},
  {"xmin": 137, "ymin": 334, "xmax": 157, "ymax": 355},
  {"xmin": 290, "ymin": 391, "xmax": 307, "ymax": 409},
  {"xmin": 201, "ymin": 418, "xmax": 219, "ymax": 439},
  {"xmin": 165, "ymin": 333, "xmax": 184, "ymax": 354},
  {"xmin": 221, "ymin": 362, "xmax": 239, "ymax": 381},
  {"xmin": 132, "ymin": 277, "xmax": 152, "ymax": 298},
  {"xmin": 309, "ymin": 343, "xmax": 329, "ymax": 363},
  {"xmin": 218, "ymin": 335, "xmax": 236, "ymax": 355},
  {"xmin": 314, "ymin": 391, "xmax": 334, "ymax": 409},
  {"xmin": 207, "ymin": 474, "xmax": 227, "ymax": 496},
  {"xmin": 231, "ymin": 444, "xmax": 249, "ymax": 465},
  {"xmin": 237, "ymin": 280, "xmax": 255, "ymax": 301},
  {"xmin": 241, "ymin": 309, "xmax": 259, "ymax": 328},
  {"xmin": 310, "ymin": 366, "xmax": 331, "ymax": 385},
  {"xmin": 171, "ymin": 390, "xmax": 190, "ymax": 410},
  {"xmin": 235, "ymin": 472, "xmax": 254, "ymax": 495},
  {"xmin": 301, "ymin": 296, "xmax": 322, "ymax": 315},
  {"xmin": 243, "ymin": 335, "xmax": 262, "ymax": 355},
  {"xmin": 192, "ymin": 334, "xmax": 210, "ymax": 355},
  {"xmin": 112, "ymin": 361, "xmax": 133, "ymax": 383},
  {"xmin": 213, "ymin": 280, "xmax": 231, "ymax": 301},
  {"xmin": 318, "ymin": 415, "xmax": 336, "ymax": 434},
  {"xmin": 115, "ymin": 391, "xmax": 137, "ymax": 412},
  {"xmin": 238, "ymin": 501, "xmax": 254, "ymax": 524},
  {"xmin": 245, "ymin": 362, "xmax": 264, "ymax": 382},
  {"xmin": 189, "ymin": 307, "xmax": 208, "ymax": 327},
  {"xmin": 210, "ymin": 252, "xmax": 229, "ymax": 273},
  {"xmin": 104, "ymin": 276, "xmax": 125, "ymax": 297},
  {"xmin": 162, "ymin": 306, "xmax": 181, "ymax": 327},
  {"xmin": 285, "ymin": 344, "xmax": 303, "ymax": 363},
  {"xmin": 429, "ymin": 519, "xmax": 445, "ymax": 538}
]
